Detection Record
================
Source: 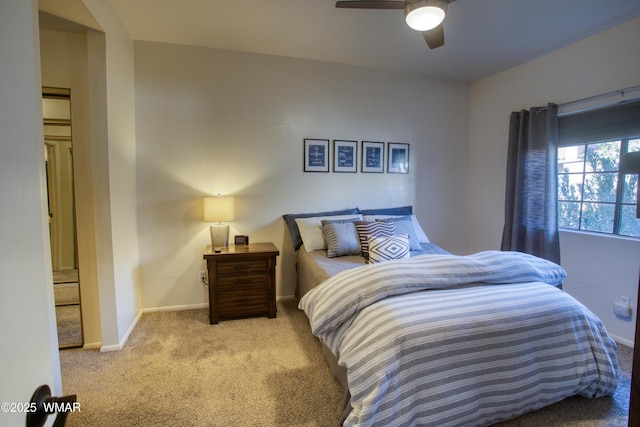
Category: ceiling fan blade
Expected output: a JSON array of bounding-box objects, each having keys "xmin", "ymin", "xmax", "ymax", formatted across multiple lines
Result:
[
  {"xmin": 423, "ymin": 24, "xmax": 444, "ymax": 49},
  {"xmin": 335, "ymin": 1, "xmax": 405, "ymax": 9}
]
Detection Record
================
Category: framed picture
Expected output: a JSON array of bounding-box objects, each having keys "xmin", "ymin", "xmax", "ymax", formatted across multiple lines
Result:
[
  {"xmin": 333, "ymin": 140, "xmax": 357, "ymax": 173},
  {"xmin": 303, "ymin": 139, "xmax": 329, "ymax": 172},
  {"xmin": 387, "ymin": 143, "xmax": 410, "ymax": 173},
  {"xmin": 361, "ymin": 141, "xmax": 385, "ymax": 173}
]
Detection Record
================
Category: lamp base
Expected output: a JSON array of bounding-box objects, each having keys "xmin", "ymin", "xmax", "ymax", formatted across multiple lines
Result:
[{"xmin": 210, "ymin": 224, "xmax": 230, "ymax": 249}]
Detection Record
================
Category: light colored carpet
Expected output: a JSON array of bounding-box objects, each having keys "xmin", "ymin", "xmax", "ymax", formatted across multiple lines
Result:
[
  {"xmin": 56, "ymin": 304, "xmax": 82, "ymax": 347},
  {"xmin": 54, "ymin": 282, "xmax": 80, "ymax": 305},
  {"xmin": 59, "ymin": 300, "xmax": 632, "ymax": 426},
  {"xmin": 61, "ymin": 300, "xmax": 343, "ymax": 426},
  {"xmin": 53, "ymin": 269, "xmax": 78, "ymax": 284},
  {"xmin": 54, "ymin": 281, "xmax": 82, "ymax": 348}
]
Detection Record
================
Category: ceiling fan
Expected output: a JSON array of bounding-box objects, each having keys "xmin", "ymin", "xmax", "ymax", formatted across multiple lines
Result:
[{"xmin": 335, "ymin": 0, "xmax": 455, "ymax": 49}]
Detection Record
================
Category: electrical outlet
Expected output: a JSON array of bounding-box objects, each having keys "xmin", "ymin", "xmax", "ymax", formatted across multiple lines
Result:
[
  {"xmin": 614, "ymin": 295, "xmax": 632, "ymax": 319},
  {"xmin": 199, "ymin": 271, "xmax": 206, "ymax": 283},
  {"xmin": 614, "ymin": 302, "xmax": 632, "ymax": 318}
]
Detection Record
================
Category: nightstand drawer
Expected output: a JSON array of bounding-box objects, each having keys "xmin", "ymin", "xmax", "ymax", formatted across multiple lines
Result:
[
  {"xmin": 218, "ymin": 289, "xmax": 268, "ymax": 317},
  {"xmin": 204, "ymin": 243, "xmax": 279, "ymax": 324},
  {"xmin": 216, "ymin": 259, "xmax": 268, "ymax": 275},
  {"xmin": 217, "ymin": 273, "xmax": 267, "ymax": 289}
]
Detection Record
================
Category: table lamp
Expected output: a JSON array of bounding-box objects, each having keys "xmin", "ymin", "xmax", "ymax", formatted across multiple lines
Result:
[{"xmin": 203, "ymin": 196, "xmax": 235, "ymax": 249}]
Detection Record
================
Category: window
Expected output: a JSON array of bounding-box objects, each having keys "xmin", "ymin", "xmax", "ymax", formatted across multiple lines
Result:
[
  {"xmin": 557, "ymin": 99, "xmax": 640, "ymax": 238},
  {"xmin": 558, "ymin": 139, "xmax": 640, "ymax": 236}
]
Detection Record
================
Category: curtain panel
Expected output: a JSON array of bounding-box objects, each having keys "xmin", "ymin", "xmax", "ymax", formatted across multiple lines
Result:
[{"xmin": 501, "ymin": 104, "xmax": 561, "ymax": 265}]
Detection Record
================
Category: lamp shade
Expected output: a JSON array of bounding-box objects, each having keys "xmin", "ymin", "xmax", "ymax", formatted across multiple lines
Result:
[
  {"xmin": 203, "ymin": 197, "xmax": 235, "ymax": 222},
  {"xmin": 405, "ymin": 0, "xmax": 447, "ymax": 32}
]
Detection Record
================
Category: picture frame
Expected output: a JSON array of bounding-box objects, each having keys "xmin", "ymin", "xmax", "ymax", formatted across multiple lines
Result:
[
  {"xmin": 333, "ymin": 140, "xmax": 357, "ymax": 173},
  {"xmin": 361, "ymin": 141, "xmax": 385, "ymax": 173},
  {"xmin": 303, "ymin": 138, "xmax": 330, "ymax": 172},
  {"xmin": 387, "ymin": 143, "xmax": 410, "ymax": 174}
]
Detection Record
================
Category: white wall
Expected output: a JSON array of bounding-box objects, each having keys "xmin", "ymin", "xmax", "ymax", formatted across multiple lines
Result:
[
  {"xmin": 468, "ymin": 16, "xmax": 640, "ymax": 345},
  {"xmin": 83, "ymin": 0, "xmax": 142, "ymax": 349},
  {"xmin": 560, "ymin": 231, "xmax": 640, "ymax": 345},
  {"xmin": 0, "ymin": 0, "xmax": 61, "ymax": 423},
  {"xmin": 134, "ymin": 41, "xmax": 470, "ymax": 308}
]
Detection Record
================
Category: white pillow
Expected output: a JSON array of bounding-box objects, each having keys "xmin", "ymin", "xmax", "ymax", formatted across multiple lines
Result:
[
  {"xmin": 368, "ymin": 234, "xmax": 410, "ymax": 264},
  {"xmin": 295, "ymin": 214, "xmax": 362, "ymax": 252},
  {"xmin": 362, "ymin": 214, "xmax": 430, "ymax": 243}
]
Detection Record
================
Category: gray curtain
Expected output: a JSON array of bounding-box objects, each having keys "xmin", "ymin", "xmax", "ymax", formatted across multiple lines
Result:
[{"xmin": 501, "ymin": 104, "xmax": 561, "ymax": 265}]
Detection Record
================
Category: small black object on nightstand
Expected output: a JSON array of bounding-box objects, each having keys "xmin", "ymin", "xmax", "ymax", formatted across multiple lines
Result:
[{"xmin": 234, "ymin": 235, "xmax": 249, "ymax": 246}]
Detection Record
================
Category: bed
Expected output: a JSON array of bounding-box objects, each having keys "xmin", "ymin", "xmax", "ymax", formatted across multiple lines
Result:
[{"xmin": 284, "ymin": 207, "xmax": 619, "ymax": 427}]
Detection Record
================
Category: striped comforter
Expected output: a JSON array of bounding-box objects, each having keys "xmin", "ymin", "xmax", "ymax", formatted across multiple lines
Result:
[{"xmin": 298, "ymin": 251, "xmax": 619, "ymax": 427}]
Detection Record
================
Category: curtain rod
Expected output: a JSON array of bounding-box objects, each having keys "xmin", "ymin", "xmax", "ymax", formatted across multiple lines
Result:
[{"xmin": 558, "ymin": 84, "xmax": 640, "ymax": 113}]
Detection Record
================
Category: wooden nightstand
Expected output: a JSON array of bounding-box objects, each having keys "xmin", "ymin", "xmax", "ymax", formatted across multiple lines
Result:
[{"xmin": 203, "ymin": 242, "xmax": 279, "ymax": 324}]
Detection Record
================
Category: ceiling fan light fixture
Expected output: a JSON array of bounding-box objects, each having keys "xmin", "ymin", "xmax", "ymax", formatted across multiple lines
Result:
[{"xmin": 405, "ymin": 0, "xmax": 447, "ymax": 32}]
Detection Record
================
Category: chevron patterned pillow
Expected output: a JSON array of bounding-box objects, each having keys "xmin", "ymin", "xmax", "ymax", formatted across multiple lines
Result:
[
  {"xmin": 355, "ymin": 220, "xmax": 395, "ymax": 261},
  {"xmin": 367, "ymin": 234, "xmax": 410, "ymax": 264}
]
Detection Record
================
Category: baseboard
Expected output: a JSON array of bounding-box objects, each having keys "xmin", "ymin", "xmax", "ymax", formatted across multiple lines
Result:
[
  {"xmin": 102, "ymin": 299, "xmax": 296, "ymax": 351},
  {"xmin": 83, "ymin": 341, "xmax": 101, "ymax": 350},
  {"xmin": 611, "ymin": 333, "xmax": 634, "ymax": 348},
  {"xmin": 144, "ymin": 299, "xmax": 296, "ymax": 310},
  {"xmin": 119, "ymin": 309, "xmax": 143, "ymax": 348},
  {"xmin": 142, "ymin": 303, "xmax": 208, "ymax": 313},
  {"xmin": 100, "ymin": 309, "xmax": 144, "ymax": 352}
]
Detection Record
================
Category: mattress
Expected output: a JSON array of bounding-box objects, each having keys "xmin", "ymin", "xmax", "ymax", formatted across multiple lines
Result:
[{"xmin": 296, "ymin": 249, "xmax": 364, "ymax": 299}]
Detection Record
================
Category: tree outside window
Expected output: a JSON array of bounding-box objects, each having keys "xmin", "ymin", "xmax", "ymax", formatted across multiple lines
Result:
[{"xmin": 558, "ymin": 139, "xmax": 640, "ymax": 237}]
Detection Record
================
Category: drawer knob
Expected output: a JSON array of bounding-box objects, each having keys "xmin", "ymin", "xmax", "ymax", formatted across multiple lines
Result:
[
  {"xmin": 233, "ymin": 298, "xmax": 252, "ymax": 303},
  {"xmin": 234, "ymin": 265, "xmax": 252, "ymax": 270},
  {"xmin": 234, "ymin": 279, "xmax": 252, "ymax": 284}
]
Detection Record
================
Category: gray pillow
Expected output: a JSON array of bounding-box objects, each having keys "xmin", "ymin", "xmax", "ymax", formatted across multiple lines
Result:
[
  {"xmin": 322, "ymin": 220, "xmax": 361, "ymax": 258},
  {"xmin": 378, "ymin": 216, "xmax": 422, "ymax": 251},
  {"xmin": 282, "ymin": 208, "xmax": 358, "ymax": 251}
]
